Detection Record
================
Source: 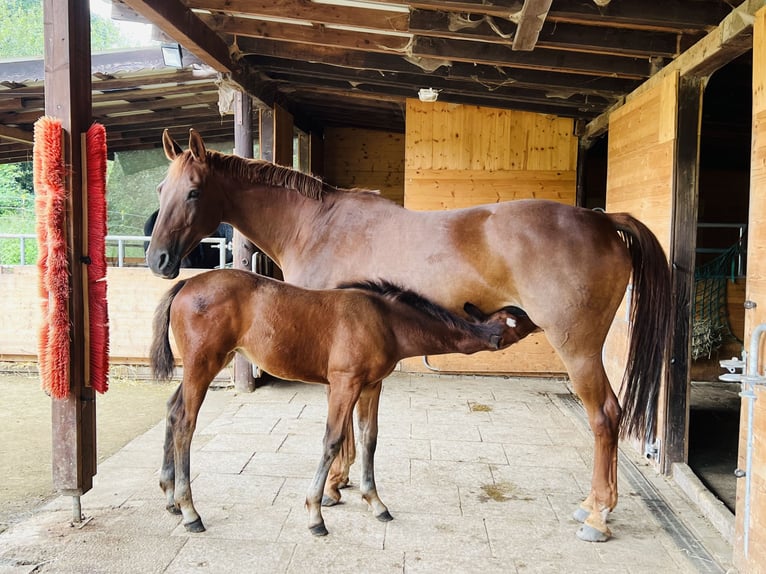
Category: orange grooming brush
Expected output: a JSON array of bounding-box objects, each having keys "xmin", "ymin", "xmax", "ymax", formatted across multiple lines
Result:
[
  {"xmin": 86, "ymin": 123, "xmax": 109, "ymax": 393},
  {"xmin": 33, "ymin": 117, "xmax": 70, "ymax": 399}
]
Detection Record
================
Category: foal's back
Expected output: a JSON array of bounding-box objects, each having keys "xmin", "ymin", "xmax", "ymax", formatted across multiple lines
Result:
[{"xmin": 169, "ymin": 269, "xmax": 397, "ymax": 384}]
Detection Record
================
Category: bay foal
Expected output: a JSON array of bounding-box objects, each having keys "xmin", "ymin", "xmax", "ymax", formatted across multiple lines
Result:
[{"xmin": 150, "ymin": 269, "xmax": 522, "ymax": 536}]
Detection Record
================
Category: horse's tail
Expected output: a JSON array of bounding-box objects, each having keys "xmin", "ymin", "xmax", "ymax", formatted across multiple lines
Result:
[
  {"xmin": 609, "ymin": 213, "xmax": 671, "ymax": 442},
  {"xmin": 150, "ymin": 280, "xmax": 187, "ymax": 381}
]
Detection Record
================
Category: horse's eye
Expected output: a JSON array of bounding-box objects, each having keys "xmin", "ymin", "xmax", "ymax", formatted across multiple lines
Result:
[{"xmin": 187, "ymin": 189, "xmax": 199, "ymax": 200}]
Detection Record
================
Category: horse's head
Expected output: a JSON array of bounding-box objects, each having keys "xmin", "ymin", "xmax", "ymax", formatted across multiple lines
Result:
[
  {"xmin": 146, "ymin": 129, "xmax": 223, "ymax": 278},
  {"xmin": 464, "ymin": 302, "xmax": 540, "ymax": 349}
]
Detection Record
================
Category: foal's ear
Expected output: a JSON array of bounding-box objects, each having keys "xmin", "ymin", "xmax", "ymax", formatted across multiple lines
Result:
[
  {"xmin": 162, "ymin": 129, "xmax": 183, "ymax": 161},
  {"xmin": 188, "ymin": 129, "xmax": 207, "ymax": 163},
  {"xmin": 463, "ymin": 302, "xmax": 485, "ymax": 321}
]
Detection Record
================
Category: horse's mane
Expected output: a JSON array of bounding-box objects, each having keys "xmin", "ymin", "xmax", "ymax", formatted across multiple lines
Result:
[
  {"xmin": 339, "ymin": 280, "xmax": 474, "ymax": 332},
  {"xmin": 206, "ymin": 150, "xmax": 331, "ymax": 200}
]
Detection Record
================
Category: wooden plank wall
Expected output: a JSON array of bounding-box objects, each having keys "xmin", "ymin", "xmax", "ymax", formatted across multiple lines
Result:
[
  {"xmin": 604, "ymin": 73, "xmax": 678, "ymax": 462},
  {"xmin": 322, "ymin": 127, "xmax": 405, "ymax": 204},
  {"xmin": 603, "ymin": 73, "xmax": 677, "ymax": 443},
  {"xmin": 401, "ymin": 99, "xmax": 576, "ymax": 375},
  {"xmin": 735, "ymin": 7, "xmax": 766, "ymax": 571},
  {"xmin": 404, "ymin": 99, "xmax": 577, "ymax": 210}
]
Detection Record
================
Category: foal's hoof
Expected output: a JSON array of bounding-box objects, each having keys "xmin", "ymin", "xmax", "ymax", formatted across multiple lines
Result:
[
  {"xmin": 572, "ymin": 507, "xmax": 589, "ymax": 523},
  {"xmin": 184, "ymin": 518, "xmax": 206, "ymax": 533},
  {"xmin": 375, "ymin": 510, "xmax": 394, "ymax": 523},
  {"xmin": 166, "ymin": 504, "xmax": 182, "ymax": 515},
  {"xmin": 309, "ymin": 523, "xmax": 329, "ymax": 537},
  {"xmin": 576, "ymin": 523, "xmax": 610, "ymax": 543},
  {"xmin": 321, "ymin": 494, "xmax": 341, "ymax": 507}
]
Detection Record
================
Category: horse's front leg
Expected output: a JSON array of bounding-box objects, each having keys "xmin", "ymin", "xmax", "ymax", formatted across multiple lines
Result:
[
  {"xmin": 570, "ymin": 362, "xmax": 621, "ymax": 542},
  {"xmin": 307, "ymin": 379, "xmax": 361, "ymax": 536},
  {"xmin": 356, "ymin": 380, "xmax": 393, "ymax": 522},
  {"xmin": 160, "ymin": 384, "xmax": 182, "ymax": 514},
  {"xmin": 322, "ymin": 391, "xmax": 356, "ymax": 507}
]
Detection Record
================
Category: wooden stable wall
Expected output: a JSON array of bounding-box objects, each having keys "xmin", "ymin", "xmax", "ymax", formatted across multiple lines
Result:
[
  {"xmin": 322, "ymin": 127, "xmax": 405, "ymax": 204},
  {"xmin": 735, "ymin": 7, "xmax": 766, "ymax": 571},
  {"xmin": 404, "ymin": 99, "xmax": 577, "ymax": 210},
  {"xmin": 401, "ymin": 100, "xmax": 576, "ymax": 375},
  {"xmin": 602, "ymin": 72, "xmax": 677, "ymax": 445}
]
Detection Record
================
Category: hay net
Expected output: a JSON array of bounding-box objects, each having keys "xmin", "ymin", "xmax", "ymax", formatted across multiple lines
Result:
[{"xmin": 692, "ymin": 240, "xmax": 745, "ymax": 360}]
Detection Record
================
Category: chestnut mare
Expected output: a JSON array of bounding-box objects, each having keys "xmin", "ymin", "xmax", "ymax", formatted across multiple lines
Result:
[
  {"xmin": 146, "ymin": 129, "xmax": 671, "ymax": 542},
  {"xmin": 150, "ymin": 268, "xmax": 525, "ymax": 536}
]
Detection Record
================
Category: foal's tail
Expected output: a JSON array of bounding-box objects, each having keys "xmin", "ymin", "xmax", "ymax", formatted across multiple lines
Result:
[
  {"xmin": 150, "ymin": 280, "xmax": 187, "ymax": 381},
  {"xmin": 609, "ymin": 213, "xmax": 671, "ymax": 442}
]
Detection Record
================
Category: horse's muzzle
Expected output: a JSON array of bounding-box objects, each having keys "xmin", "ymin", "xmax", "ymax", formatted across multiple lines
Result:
[{"xmin": 146, "ymin": 248, "xmax": 180, "ymax": 279}]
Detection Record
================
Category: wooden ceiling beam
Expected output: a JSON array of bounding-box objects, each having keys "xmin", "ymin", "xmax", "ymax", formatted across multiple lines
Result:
[
  {"xmin": 240, "ymin": 39, "xmax": 640, "ymax": 98},
  {"xmin": 184, "ymin": 0, "xmax": 409, "ymax": 32},
  {"xmin": 512, "ymin": 0, "xmax": 553, "ymax": 51},
  {"xmin": 202, "ymin": 14, "xmax": 410, "ymax": 54},
  {"xmin": 0, "ymin": 124, "xmax": 33, "ymax": 144},
  {"xmin": 408, "ymin": 9, "xmax": 688, "ymax": 57}
]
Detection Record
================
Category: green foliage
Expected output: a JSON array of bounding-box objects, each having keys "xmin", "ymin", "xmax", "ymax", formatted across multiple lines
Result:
[{"xmin": 0, "ymin": 1, "xmax": 145, "ymax": 59}]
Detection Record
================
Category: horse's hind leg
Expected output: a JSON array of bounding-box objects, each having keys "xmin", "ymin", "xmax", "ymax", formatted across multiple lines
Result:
[
  {"xmin": 566, "ymin": 355, "xmax": 621, "ymax": 542},
  {"xmin": 172, "ymin": 365, "xmax": 216, "ymax": 533},
  {"xmin": 323, "ymin": 393, "xmax": 356, "ymax": 507},
  {"xmin": 356, "ymin": 380, "xmax": 392, "ymax": 522},
  {"xmin": 307, "ymin": 378, "xmax": 362, "ymax": 536},
  {"xmin": 160, "ymin": 384, "xmax": 183, "ymax": 514}
]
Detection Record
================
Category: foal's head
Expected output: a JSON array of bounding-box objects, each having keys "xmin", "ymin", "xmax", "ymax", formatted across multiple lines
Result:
[{"xmin": 146, "ymin": 129, "xmax": 223, "ymax": 279}]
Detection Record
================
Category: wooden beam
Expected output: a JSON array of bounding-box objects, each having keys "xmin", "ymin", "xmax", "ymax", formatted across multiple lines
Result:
[
  {"xmin": 185, "ymin": 0, "xmax": 409, "ymax": 32},
  {"xmin": 0, "ymin": 124, "xmax": 33, "ymax": 144},
  {"xmin": 412, "ymin": 35, "xmax": 650, "ymax": 78},
  {"xmin": 43, "ymin": 0, "xmax": 96, "ymax": 506},
  {"xmin": 512, "ymin": 0, "xmax": 553, "ymax": 51},
  {"xmin": 240, "ymin": 39, "xmax": 640, "ymax": 98},
  {"xmin": 663, "ymin": 76, "xmax": 704, "ymax": 473},
  {"xmin": 582, "ymin": 0, "xmax": 766, "ymax": 141},
  {"xmin": 232, "ymin": 89, "xmax": 257, "ymax": 394},
  {"xmin": 202, "ymin": 13, "xmax": 410, "ymax": 54}
]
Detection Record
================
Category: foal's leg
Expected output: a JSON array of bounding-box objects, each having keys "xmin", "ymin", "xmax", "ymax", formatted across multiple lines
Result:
[
  {"xmin": 323, "ymin": 392, "xmax": 356, "ymax": 506},
  {"xmin": 566, "ymin": 356, "xmax": 621, "ymax": 542},
  {"xmin": 160, "ymin": 384, "xmax": 183, "ymax": 514},
  {"xmin": 356, "ymin": 380, "xmax": 393, "ymax": 522},
  {"xmin": 307, "ymin": 378, "xmax": 361, "ymax": 536},
  {"xmin": 171, "ymin": 371, "xmax": 213, "ymax": 533}
]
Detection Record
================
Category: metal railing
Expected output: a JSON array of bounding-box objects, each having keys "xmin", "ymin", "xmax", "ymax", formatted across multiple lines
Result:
[{"xmin": 0, "ymin": 233, "xmax": 230, "ymax": 268}]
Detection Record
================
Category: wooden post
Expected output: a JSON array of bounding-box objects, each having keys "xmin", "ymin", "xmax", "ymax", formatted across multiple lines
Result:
[
  {"xmin": 734, "ymin": 7, "xmax": 766, "ymax": 570},
  {"xmin": 232, "ymin": 90, "xmax": 256, "ymax": 393},
  {"xmin": 662, "ymin": 75, "xmax": 704, "ymax": 472},
  {"xmin": 44, "ymin": 0, "xmax": 96, "ymax": 517}
]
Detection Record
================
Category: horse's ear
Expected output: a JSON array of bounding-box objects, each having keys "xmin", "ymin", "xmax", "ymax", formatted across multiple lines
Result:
[
  {"xmin": 162, "ymin": 129, "xmax": 183, "ymax": 161},
  {"xmin": 188, "ymin": 129, "xmax": 207, "ymax": 163},
  {"xmin": 463, "ymin": 302, "xmax": 484, "ymax": 321}
]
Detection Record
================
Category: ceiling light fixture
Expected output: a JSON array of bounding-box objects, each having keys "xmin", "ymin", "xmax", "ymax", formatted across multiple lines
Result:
[
  {"xmin": 161, "ymin": 43, "xmax": 184, "ymax": 68},
  {"xmin": 418, "ymin": 88, "xmax": 439, "ymax": 102}
]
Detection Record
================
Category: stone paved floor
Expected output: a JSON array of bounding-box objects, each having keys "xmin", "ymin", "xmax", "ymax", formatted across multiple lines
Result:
[{"xmin": 0, "ymin": 372, "xmax": 735, "ymax": 573}]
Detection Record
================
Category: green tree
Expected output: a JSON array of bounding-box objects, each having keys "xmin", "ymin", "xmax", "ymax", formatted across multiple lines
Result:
[{"xmin": 0, "ymin": 0, "xmax": 145, "ymax": 59}]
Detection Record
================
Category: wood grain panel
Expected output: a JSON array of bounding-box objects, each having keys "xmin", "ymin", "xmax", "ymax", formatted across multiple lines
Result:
[
  {"xmin": 324, "ymin": 126, "xmax": 405, "ymax": 204},
  {"xmin": 735, "ymin": 7, "xmax": 766, "ymax": 570}
]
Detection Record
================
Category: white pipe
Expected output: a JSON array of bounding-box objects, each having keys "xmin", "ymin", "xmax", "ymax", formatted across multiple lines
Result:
[{"xmin": 741, "ymin": 322, "xmax": 766, "ymax": 558}]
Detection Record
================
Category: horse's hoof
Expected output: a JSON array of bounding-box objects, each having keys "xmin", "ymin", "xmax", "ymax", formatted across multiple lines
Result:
[
  {"xmin": 321, "ymin": 494, "xmax": 340, "ymax": 507},
  {"xmin": 166, "ymin": 504, "xmax": 182, "ymax": 515},
  {"xmin": 572, "ymin": 507, "xmax": 589, "ymax": 523},
  {"xmin": 576, "ymin": 523, "xmax": 610, "ymax": 542},
  {"xmin": 375, "ymin": 510, "xmax": 394, "ymax": 522},
  {"xmin": 309, "ymin": 523, "xmax": 329, "ymax": 537},
  {"xmin": 184, "ymin": 518, "xmax": 206, "ymax": 533}
]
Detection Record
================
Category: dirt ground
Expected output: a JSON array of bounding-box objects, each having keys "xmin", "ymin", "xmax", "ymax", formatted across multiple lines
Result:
[{"xmin": 0, "ymin": 369, "xmax": 180, "ymax": 534}]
